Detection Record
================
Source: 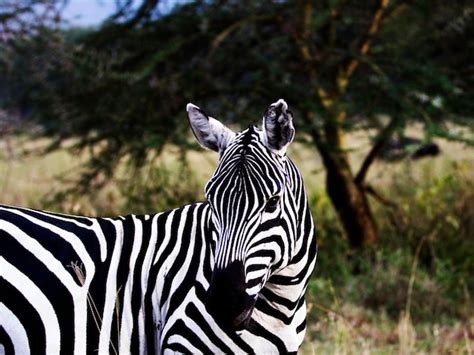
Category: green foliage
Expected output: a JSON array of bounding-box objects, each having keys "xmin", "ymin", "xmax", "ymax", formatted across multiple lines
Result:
[
  {"xmin": 1, "ymin": 0, "xmax": 473, "ymax": 249},
  {"xmin": 303, "ymin": 160, "xmax": 474, "ymax": 351},
  {"xmin": 2, "ymin": 1, "xmax": 473, "ymax": 167},
  {"xmin": 309, "ymin": 161, "xmax": 474, "ymax": 324},
  {"xmin": 37, "ymin": 159, "xmax": 204, "ymax": 216},
  {"xmin": 120, "ymin": 163, "xmax": 203, "ymax": 214}
]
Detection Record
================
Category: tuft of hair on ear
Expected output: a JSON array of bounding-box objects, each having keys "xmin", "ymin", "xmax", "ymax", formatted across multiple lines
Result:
[{"xmin": 263, "ymin": 99, "xmax": 295, "ymax": 153}]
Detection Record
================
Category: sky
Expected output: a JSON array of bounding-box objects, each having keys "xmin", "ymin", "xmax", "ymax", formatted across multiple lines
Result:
[
  {"xmin": 62, "ymin": 0, "xmax": 182, "ymax": 27},
  {"xmin": 63, "ymin": 0, "xmax": 116, "ymax": 27}
]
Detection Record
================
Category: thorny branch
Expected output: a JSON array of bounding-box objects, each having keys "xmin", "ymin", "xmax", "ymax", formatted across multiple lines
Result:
[
  {"xmin": 342, "ymin": 0, "xmax": 390, "ymax": 85},
  {"xmin": 355, "ymin": 115, "xmax": 399, "ymax": 184}
]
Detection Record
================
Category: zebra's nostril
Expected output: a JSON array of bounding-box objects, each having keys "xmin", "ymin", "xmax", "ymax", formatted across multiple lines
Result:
[{"xmin": 206, "ymin": 261, "xmax": 255, "ymax": 330}]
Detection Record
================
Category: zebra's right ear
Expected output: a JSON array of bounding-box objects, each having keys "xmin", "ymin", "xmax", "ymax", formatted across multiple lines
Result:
[
  {"xmin": 186, "ymin": 103, "xmax": 235, "ymax": 152},
  {"xmin": 263, "ymin": 99, "xmax": 295, "ymax": 155}
]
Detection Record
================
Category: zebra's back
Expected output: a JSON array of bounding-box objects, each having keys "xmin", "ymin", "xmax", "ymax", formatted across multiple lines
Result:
[{"xmin": 0, "ymin": 203, "xmax": 200, "ymax": 354}]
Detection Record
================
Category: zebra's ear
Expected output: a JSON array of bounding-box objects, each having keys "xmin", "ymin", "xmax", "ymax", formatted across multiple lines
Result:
[
  {"xmin": 186, "ymin": 103, "xmax": 235, "ymax": 152},
  {"xmin": 263, "ymin": 99, "xmax": 295, "ymax": 155}
]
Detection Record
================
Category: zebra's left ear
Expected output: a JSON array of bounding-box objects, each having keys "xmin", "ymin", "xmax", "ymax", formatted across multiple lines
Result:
[
  {"xmin": 187, "ymin": 103, "xmax": 235, "ymax": 152},
  {"xmin": 263, "ymin": 99, "xmax": 295, "ymax": 155}
]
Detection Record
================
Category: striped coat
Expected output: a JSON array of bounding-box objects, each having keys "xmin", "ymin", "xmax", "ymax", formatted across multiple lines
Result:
[{"xmin": 0, "ymin": 99, "xmax": 317, "ymax": 354}]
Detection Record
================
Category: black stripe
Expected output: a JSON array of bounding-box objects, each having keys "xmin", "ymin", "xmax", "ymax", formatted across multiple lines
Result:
[
  {"xmin": 296, "ymin": 318, "xmax": 306, "ymax": 334},
  {"xmin": 0, "ymin": 210, "xmax": 85, "ymax": 285},
  {"xmin": 0, "ymin": 230, "xmax": 75, "ymax": 354},
  {"xmin": 86, "ymin": 218, "xmax": 117, "ymax": 353},
  {"xmin": 0, "ymin": 278, "xmax": 43, "ymax": 353},
  {"xmin": 159, "ymin": 208, "xmax": 185, "ymax": 310},
  {"xmin": 247, "ymin": 318, "xmax": 288, "ymax": 353},
  {"xmin": 130, "ymin": 215, "xmax": 153, "ymax": 352},
  {"xmin": 0, "ymin": 325, "xmax": 15, "ymax": 355},
  {"xmin": 164, "ymin": 318, "xmax": 210, "ymax": 353},
  {"xmin": 164, "ymin": 207, "xmax": 197, "ymax": 319}
]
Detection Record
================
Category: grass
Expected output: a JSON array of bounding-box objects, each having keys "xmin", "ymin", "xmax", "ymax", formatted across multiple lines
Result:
[
  {"xmin": 1, "ymin": 130, "xmax": 474, "ymax": 353},
  {"xmin": 303, "ymin": 157, "xmax": 474, "ymax": 353}
]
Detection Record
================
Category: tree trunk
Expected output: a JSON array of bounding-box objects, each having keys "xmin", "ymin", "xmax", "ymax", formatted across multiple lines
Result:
[
  {"xmin": 307, "ymin": 114, "xmax": 378, "ymax": 248},
  {"xmin": 294, "ymin": 0, "xmax": 389, "ymax": 248},
  {"xmin": 323, "ymin": 150, "xmax": 378, "ymax": 248}
]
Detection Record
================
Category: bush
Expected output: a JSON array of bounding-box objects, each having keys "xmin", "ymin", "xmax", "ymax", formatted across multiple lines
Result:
[
  {"xmin": 120, "ymin": 162, "xmax": 203, "ymax": 214},
  {"xmin": 308, "ymin": 160, "xmax": 474, "ymax": 324}
]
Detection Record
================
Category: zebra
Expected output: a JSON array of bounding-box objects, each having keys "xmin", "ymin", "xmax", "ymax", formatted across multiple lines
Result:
[{"xmin": 0, "ymin": 99, "xmax": 317, "ymax": 354}]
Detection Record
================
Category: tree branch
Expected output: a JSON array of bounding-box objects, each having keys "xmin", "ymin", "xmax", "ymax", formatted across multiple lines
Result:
[
  {"xmin": 364, "ymin": 184, "xmax": 399, "ymax": 209},
  {"xmin": 298, "ymin": 0, "xmax": 313, "ymax": 64},
  {"xmin": 209, "ymin": 15, "xmax": 275, "ymax": 55},
  {"xmin": 301, "ymin": 110, "xmax": 331, "ymax": 162},
  {"xmin": 340, "ymin": 0, "xmax": 390, "ymax": 91},
  {"xmin": 355, "ymin": 115, "xmax": 399, "ymax": 184}
]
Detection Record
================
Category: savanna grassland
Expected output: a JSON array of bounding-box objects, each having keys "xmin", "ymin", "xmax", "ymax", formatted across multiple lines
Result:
[{"xmin": 1, "ymin": 130, "xmax": 473, "ymax": 354}]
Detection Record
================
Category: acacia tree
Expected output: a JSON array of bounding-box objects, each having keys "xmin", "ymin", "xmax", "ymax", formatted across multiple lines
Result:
[
  {"xmin": 3, "ymin": 0, "xmax": 473, "ymax": 247},
  {"xmin": 0, "ymin": 0, "xmax": 64, "ymax": 37},
  {"xmin": 287, "ymin": 0, "xmax": 473, "ymax": 247}
]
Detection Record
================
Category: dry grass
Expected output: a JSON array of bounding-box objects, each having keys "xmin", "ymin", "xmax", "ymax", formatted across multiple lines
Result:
[
  {"xmin": 302, "ymin": 307, "xmax": 474, "ymax": 354},
  {"xmin": 2, "ymin": 126, "xmax": 473, "ymax": 210},
  {"xmin": 302, "ymin": 231, "xmax": 474, "ymax": 354}
]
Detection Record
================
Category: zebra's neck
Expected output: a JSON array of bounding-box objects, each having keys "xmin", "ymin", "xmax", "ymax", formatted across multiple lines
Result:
[
  {"xmin": 244, "ymin": 197, "xmax": 316, "ymax": 350},
  {"xmin": 147, "ymin": 201, "xmax": 316, "ymax": 353}
]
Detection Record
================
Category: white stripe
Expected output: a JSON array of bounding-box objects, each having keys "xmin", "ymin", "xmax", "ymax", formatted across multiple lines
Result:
[
  {"xmin": 196, "ymin": 207, "xmax": 210, "ymax": 288},
  {"xmin": 0, "ymin": 219, "xmax": 91, "ymax": 355},
  {"xmin": 0, "ymin": 206, "xmax": 108, "ymax": 262},
  {"xmin": 151, "ymin": 211, "xmax": 178, "ymax": 351},
  {"xmin": 90, "ymin": 219, "xmax": 108, "ymax": 262},
  {"xmin": 158, "ymin": 206, "xmax": 190, "ymax": 314},
  {"xmin": 119, "ymin": 216, "xmax": 143, "ymax": 353},
  {"xmin": 191, "ymin": 295, "xmax": 244, "ymax": 353},
  {"xmin": 0, "ymin": 257, "xmax": 61, "ymax": 355},
  {"xmin": 246, "ymin": 269, "xmax": 266, "ymax": 283},
  {"xmin": 138, "ymin": 214, "xmax": 160, "ymax": 355},
  {"xmin": 0, "ymin": 303, "xmax": 30, "ymax": 355},
  {"xmin": 0, "ymin": 208, "xmax": 95, "ymax": 285},
  {"xmin": 159, "ymin": 288, "xmax": 243, "ymax": 354},
  {"xmin": 73, "ymin": 291, "xmax": 89, "ymax": 355},
  {"xmin": 164, "ymin": 336, "xmax": 198, "ymax": 354},
  {"xmin": 0, "ymin": 220, "xmax": 80, "ymax": 292},
  {"xmin": 153, "ymin": 210, "xmax": 176, "ymax": 265},
  {"xmin": 98, "ymin": 220, "xmax": 123, "ymax": 354}
]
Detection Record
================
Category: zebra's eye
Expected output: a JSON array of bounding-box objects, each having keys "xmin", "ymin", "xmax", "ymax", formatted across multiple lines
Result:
[{"xmin": 264, "ymin": 196, "xmax": 280, "ymax": 213}]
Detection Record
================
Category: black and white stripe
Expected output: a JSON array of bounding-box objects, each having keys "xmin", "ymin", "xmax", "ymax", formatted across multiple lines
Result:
[{"xmin": 0, "ymin": 99, "xmax": 317, "ymax": 354}]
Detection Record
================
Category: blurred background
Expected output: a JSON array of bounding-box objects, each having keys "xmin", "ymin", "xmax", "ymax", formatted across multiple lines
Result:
[{"xmin": 1, "ymin": 0, "xmax": 473, "ymax": 352}]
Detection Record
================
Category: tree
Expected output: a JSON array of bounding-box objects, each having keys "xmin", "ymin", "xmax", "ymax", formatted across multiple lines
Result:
[
  {"xmin": 0, "ymin": 0, "xmax": 64, "ymax": 39},
  {"xmin": 3, "ymin": 0, "xmax": 473, "ymax": 247}
]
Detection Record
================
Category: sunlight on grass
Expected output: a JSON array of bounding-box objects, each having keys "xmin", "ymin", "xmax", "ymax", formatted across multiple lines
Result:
[{"xmin": 1, "ymin": 128, "xmax": 473, "ymax": 211}]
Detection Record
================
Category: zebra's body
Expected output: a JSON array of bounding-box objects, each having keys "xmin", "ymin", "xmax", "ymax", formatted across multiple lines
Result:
[{"xmin": 0, "ymin": 100, "xmax": 317, "ymax": 354}]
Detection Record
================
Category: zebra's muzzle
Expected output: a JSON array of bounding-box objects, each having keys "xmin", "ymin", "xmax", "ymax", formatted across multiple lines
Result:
[
  {"xmin": 206, "ymin": 261, "xmax": 256, "ymax": 331},
  {"xmin": 232, "ymin": 304, "xmax": 255, "ymax": 330}
]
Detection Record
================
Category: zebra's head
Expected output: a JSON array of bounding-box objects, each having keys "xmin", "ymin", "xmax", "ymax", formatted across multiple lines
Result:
[{"xmin": 187, "ymin": 99, "xmax": 302, "ymax": 331}]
